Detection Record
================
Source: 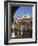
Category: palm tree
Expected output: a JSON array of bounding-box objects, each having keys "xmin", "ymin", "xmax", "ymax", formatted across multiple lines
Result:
[
  {"xmin": 11, "ymin": 23, "xmax": 15, "ymax": 37},
  {"xmin": 20, "ymin": 24, "xmax": 23, "ymax": 36}
]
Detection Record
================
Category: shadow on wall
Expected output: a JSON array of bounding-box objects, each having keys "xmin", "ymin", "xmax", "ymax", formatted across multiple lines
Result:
[{"xmin": 8, "ymin": 6, "xmax": 19, "ymax": 41}]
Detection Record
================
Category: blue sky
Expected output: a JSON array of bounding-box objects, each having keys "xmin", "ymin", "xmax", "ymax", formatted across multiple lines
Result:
[{"xmin": 14, "ymin": 6, "xmax": 32, "ymax": 17}]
